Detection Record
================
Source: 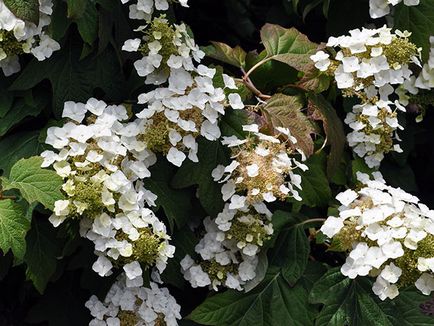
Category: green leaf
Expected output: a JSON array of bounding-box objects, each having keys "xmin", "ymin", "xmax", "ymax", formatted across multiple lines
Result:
[
  {"xmin": 48, "ymin": 0, "xmax": 71, "ymax": 40},
  {"xmin": 296, "ymin": 63, "xmax": 331, "ymax": 93},
  {"xmin": 66, "ymin": 0, "xmax": 87, "ymax": 18},
  {"xmin": 0, "ymin": 199, "xmax": 30, "ymax": 260},
  {"xmin": 172, "ymin": 138, "xmax": 230, "ymax": 217},
  {"xmin": 24, "ymin": 218, "xmax": 61, "ymax": 293},
  {"xmin": 3, "ymin": 0, "xmax": 39, "ymax": 25},
  {"xmin": 0, "ymin": 131, "xmax": 43, "ymax": 176},
  {"xmin": 190, "ymin": 268, "xmax": 317, "ymax": 326},
  {"xmin": 310, "ymin": 268, "xmax": 434, "ymax": 326},
  {"xmin": 2, "ymin": 156, "xmax": 64, "ymax": 210},
  {"xmin": 248, "ymin": 54, "xmax": 299, "ymax": 91},
  {"xmin": 297, "ymin": 152, "xmax": 332, "ymax": 207},
  {"xmin": 351, "ymin": 156, "xmax": 375, "ymax": 183},
  {"xmin": 378, "ymin": 288, "xmax": 434, "ymax": 325},
  {"xmin": 220, "ymin": 109, "xmax": 250, "ymax": 139},
  {"xmin": 394, "ymin": 0, "xmax": 434, "ymax": 60},
  {"xmin": 0, "ymin": 96, "xmax": 47, "ymax": 137},
  {"xmin": 269, "ymin": 214, "xmax": 310, "ymax": 285},
  {"xmin": 261, "ymin": 93, "xmax": 316, "ymax": 157},
  {"xmin": 307, "ymin": 93, "xmax": 346, "ymax": 178},
  {"xmin": 144, "ymin": 159, "xmax": 193, "ymax": 230},
  {"xmin": 260, "ymin": 24, "xmax": 318, "ymax": 73},
  {"xmin": 203, "ymin": 41, "xmax": 247, "ymax": 68},
  {"xmin": 10, "ymin": 42, "xmax": 125, "ymax": 118},
  {"xmin": 0, "ymin": 90, "xmax": 13, "ymax": 118},
  {"xmin": 75, "ymin": 1, "xmax": 98, "ymax": 44}
]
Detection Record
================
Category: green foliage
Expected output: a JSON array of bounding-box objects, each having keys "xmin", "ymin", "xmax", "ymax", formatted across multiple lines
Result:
[
  {"xmin": 0, "ymin": 199, "xmax": 29, "ymax": 260},
  {"xmin": 73, "ymin": 1, "xmax": 98, "ymax": 45},
  {"xmin": 161, "ymin": 225, "xmax": 199, "ymax": 288},
  {"xmin": 144, "ymin": 159, "xmax": 194, "ymax": 230},
  {"xmin": 297, "ymin": 63, "xmax": 331, "ymax": 93},
  {"xmin": 296, "ymin": 152, "xmax": 332, "ymax": 207},
  {"xmin": 310, "ymin": 268, "xmax": 434, "ymax": 326},
  {"xmin": 189, "ymin": 267, "xmax": 317, "ymax": 326},
  {"xmin": 10, "ymin": 43, "xmax": 125, "ymax": 118},
  {"xmin": 307, "ymin": 93, "xmax": 346, "ymax": 178},
  {"xmin": 66, "ymin": 0, "xmax": 87, "ymax": 19},
  {"xmin": 3, "ymin": 0, "xmax": 39, "ymax": 25},
  {"xmin": 24, "ymin": 218, "xmax": 62, "ymax": 293},
  {"xmin": 172, "ymin": 138, "xmax": 230, "ymax": 217},
  {"xmin": 261, "ymin": 93, "xmax": 316, "ymax": 156},
  {"xmin": 203, "ymin": 42, "xmax": 247, "ymax": 68},
  {"xmin": 0, "ymin": 0, "xmax": 433, "ymax": 323},
  {"xmin": 0, "ymin": 131, "xmax": 43, "ymax": 176},
  {"xmin": 219, "ymin": 109, "xmax": 250, "ymax": 138},
  {"xmin": 0, "ymin": 94, "xmax": 47, "ymax": 137},
  {"xmin": 260, "ymin": 24, "xmax": 318, "ymax": 73},
  {"xmin": 1, "ymin": 156, "xmax": 64, "ymax": 210},
  {"xmin": 268, "ymin": 211, "xmax": 310, "ymax": 285}
]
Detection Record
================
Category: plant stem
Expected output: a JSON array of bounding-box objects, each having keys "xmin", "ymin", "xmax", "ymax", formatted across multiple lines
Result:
[
  {"xmin": 297, "ymin": 218, "xmax": 326, "ymax": 226},
  {"xmin": 243, "ymin": 56, "xmax": 274, "ymax": 81},
  {"xmin": 0, "ymin": 194, "xmax": 16, "ymax": 200},
  {"xmin": 241, "ymin": 68, "xmax": 271, "ymax": 100}
]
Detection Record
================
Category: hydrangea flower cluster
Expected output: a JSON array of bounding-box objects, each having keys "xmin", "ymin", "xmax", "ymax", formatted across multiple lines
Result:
[
  {"xmin": 122, "ymin": 0, "xmax": 188, "ymax": 22},
  {"xmin": 122, "ymin": 15, "xmax": 244, "ymax": 167},
  {"xmin": 123, "ymin": 16, "xmax": 205, "ymax": 85},
  {"xmin": 321, "ymin": 172, "xmax": 434, "ymax": 300},
  {"xmin": 310, "ymin": 26, "xmax": 420, "ymax": 167},
  {"xmin": 181, "ymin": 204, "xmax": 271, "ymax": 291},
  {"xmin": 311, "ymin": 27, "xmax": 420, "ymax": 99},
  {"xmin": 86, "ymin": 274, "xmax": 181, "ymax": 326},
  {"xmin": 344, "ymin": 100, "xmax": 404, "ymax": 168},
  {"xmin": 181, "ymin": 125, "xmax": 308, "ymax": 291},
  {"xmin": 369, "ymin": 0, "xmax": 419, "ymax": 19},
  {"xmin": 212, "ymin": 124, "xmax": 308, "ymax": 207},
  {"xmin": 0, "ymin": 0, "xmax": 60, "ymax": 75},
  {"xmin": 41, "ymin": 98, "xmax": 174, "ymax": 284}
]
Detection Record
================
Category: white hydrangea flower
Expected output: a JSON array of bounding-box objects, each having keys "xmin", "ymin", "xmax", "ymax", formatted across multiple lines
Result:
[
  {"xmin": 322, "ymin": 172, "xmax": 434, "ymax": 300},
  {"xmin": 311, "ymin": 27, "xmax": 423, "ymax": 167},
  {"xmin": 345, "ymin": 100, "xmax": 404, "ymax": 168},
  {"xmin": 86, "ymin": 274, "xmax": 181, "ymax": 326},
  {"xmin": 122, "ymin": 16, "xmax": 243, "ymax": 167},
  {"xmin": 214, "ymin": 124, "xmax": 307, "ymax": 205},
  {"xmin": 123, "ymin": 0, "xmax": 189, "ymax": 21},
  {"xmin": 0, "ymin": 0, "xmax": 60, "ymax": 75},
  {"xmin": 369, "ymin": 0, "xmax": 419, "ymax": 19},
  {"xmin": 181, "ymin": 216, "xmax": 261, "ymax": 291},
  {"xmin": 42, "ymin": 98, "xmax": 175, "ymax": 282}
]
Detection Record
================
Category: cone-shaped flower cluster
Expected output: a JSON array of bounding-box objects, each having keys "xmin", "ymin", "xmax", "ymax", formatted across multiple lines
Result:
[
  {"xmin": 42, "ymin": 99, "xmax": 175, "ymax": 286},
  {"xmin": 123, "ymin": 15, "xmax": 243, "ymax": 167},
  {"xmin": 311, "ymin": 26, "xmax": 421, "ymax": 167},
  {"xmin": 181, "ymin": 125, "xmax": 307, "ymax": 291}
]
